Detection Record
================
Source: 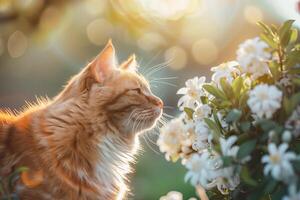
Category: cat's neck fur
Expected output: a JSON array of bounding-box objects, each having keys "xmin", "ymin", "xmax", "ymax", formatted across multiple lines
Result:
[{"xmin": 31, "ymin": 96, "xmax": 138, "ymax": 199}]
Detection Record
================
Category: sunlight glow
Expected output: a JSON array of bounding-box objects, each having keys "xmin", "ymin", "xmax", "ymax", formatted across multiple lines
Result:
[
  {"xmin": 138, "ymin": 0, "xmax": 200, "ymax": 20},
  {"xmin": 244, "ymin": 5, "xmax": 263, "ymax": 25},
  {"xmin": 86, "ymin": 18, "xmax": 113, "ymax": 46}
]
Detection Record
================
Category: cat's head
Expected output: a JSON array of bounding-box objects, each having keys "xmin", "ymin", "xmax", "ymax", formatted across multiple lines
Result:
[{"xmin": 56, "ymin": 40, "xmax": 163, "ymax": 135}]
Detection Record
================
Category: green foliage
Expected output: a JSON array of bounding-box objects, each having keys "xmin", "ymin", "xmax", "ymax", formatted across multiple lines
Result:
[
  {"xmin": 0, "ymin": 167, "xmax": 28, "ymax": 200},
  {"xmin": 184, "ymin": 107, "xmax": 194, "ymax": 120},
  {"xmin": 237, "ymin": 140, "xmax": 256, "ymax": 160}
]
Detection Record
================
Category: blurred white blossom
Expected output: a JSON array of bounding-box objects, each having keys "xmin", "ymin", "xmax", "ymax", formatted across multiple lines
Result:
[
  {"xmin": 159, "ymin": 191, "xmax": 183, "ymax": 200},
  {"xmin": 210, "ymin": 168, "xmax": 240, "ymax": 195},
  {"xmin": 262, "ymin": 143, "xmax": 297, "ymax": 181},
  {"xmin": 282, "ymin": 130, "xmax": 292, "ymax": 143},
  {"xmin": 283, "ymin": 184, "xmax": 300, "ymax": 200},
  {"xmin": 159, "ymin": 191, "xmax": 197, "ymax": 200},
  {"xmin": 157, "ymin": 118, "xmax": 186, "ymax": 161},
  {"xmin": 247, "ymin": 84, "xmax": 282, "ymax": 119},
  {"xmin": 193, "ymin": 121, "xmax": 212, "ymax": 151},
  {"xmin": 236, "ymin": 37, "xmax": 271, "ymax": 79}
]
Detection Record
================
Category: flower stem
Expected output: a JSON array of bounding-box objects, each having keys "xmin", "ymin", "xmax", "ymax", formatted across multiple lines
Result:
[{"xmin": 196, "ymin": 185, "xmax": 209, "ymax": 200}]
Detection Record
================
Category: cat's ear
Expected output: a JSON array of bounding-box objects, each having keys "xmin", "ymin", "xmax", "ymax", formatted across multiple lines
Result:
[
  {"xmin": 120, "ymin": 54, "xmax": 138, "ymax": 72},
  {"xmin": 90, "ymin": 40, "xmax": 117, "ymax": 83}
]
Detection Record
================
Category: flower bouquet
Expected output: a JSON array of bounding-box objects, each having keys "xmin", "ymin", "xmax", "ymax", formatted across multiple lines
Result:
[{"xmin": 158, "ymin": 20, "xmax": 300, "ymax": 200}]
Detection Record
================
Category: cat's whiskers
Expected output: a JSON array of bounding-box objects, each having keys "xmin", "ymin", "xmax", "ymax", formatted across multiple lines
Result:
[
  {"xmin": 162, "ymin": 112, "xmax": 174, "ymax": 119},
  {"xmin": 139, "ymin": 51, "xmax": 162, "ymax": 75},
  {"xmin": 145, "ymin": 58, "xmax": 172, "ymax": 78},
  {"xmin": 149, "ymin": 80, "xmax": 177, "ymax": 87}
]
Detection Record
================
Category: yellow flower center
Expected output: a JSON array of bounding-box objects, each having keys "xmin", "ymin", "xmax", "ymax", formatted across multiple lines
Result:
[
  {"xmin": 270, "ymin": 154, "xmax": 281, "ymax": 164},
  {"xmin": 257, "ymin": 92, "xmax": 269, "ymax": 100},
  {"xmin": 188, "ymin": 89, "xmax": 197, "ymax": 98}
]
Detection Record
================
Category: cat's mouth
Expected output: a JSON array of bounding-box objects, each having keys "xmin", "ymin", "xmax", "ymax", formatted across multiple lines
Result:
[{"xmin": 130, "ymin": 107, "xmax": 162, "ymax": 133}]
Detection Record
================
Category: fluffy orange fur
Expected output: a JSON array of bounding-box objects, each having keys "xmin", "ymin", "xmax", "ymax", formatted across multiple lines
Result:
[{"xmin": 0, "ymin": 41, "xmax": 163, "ymax": 200}]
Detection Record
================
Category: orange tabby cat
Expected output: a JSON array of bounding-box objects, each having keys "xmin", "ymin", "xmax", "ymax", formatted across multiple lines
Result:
[{"xmin": 0, "ymin": 41, "xmax": 163, "ymax": 200}]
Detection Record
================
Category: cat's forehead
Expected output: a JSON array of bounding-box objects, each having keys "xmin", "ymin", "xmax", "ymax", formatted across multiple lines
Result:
[{"xmin": 110, "ymin": 71, "xmax": 149, "ymax": 89}]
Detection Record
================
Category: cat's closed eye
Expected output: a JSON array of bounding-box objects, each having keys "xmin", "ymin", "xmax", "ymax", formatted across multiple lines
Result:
[{"xmin": 132, "ymin": 88, "xmax": 142, "ymax": 94}]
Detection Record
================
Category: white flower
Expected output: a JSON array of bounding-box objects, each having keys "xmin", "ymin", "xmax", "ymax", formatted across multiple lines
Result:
[
  {"xmin": 211, "ymin": 61, "xmax": 240, "ymax": 86},
  {"xmin": 177, "ymin": 76, "xmax": 206, "ymax": 110},
  {"xmin": 157, "ymin": 118, "xmax": 186, "ymax": 161},
  {"xmin": 184, "ymin": 151, "xmax": 216, "ymax": 187},
  {"xmin": 247, "ymin": 84, "xmax": 282, "ymax": 119},
  {"xmin": 220, "ymin": 136, "xmax": 239, "ymax": 158},
  {"xmin": 193, "ymin": 104, "xmax": 211, "ymax": 121},
  {"xmin": 159, "ymin": 191, "xmax": 183, "ymax": 200},
  {"xmin": 283, "ymin": 184, "xmax": 300, "ymax": 200},
  {"xmin": 236, "ymin": 37, "xmax": 271, "ymax": 79},
  {"xmin": 262, "ymin": 143, "xmax": 297, "ymax": 181},
  {"xmin": 193, "ymin": 121, "xmax": 212, "ymax": 151}
]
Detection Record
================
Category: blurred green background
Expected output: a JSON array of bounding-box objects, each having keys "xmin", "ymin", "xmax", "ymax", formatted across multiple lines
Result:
[{"xmin": 0, "ymin": 0, "xmax": 299, "ymax": 199}]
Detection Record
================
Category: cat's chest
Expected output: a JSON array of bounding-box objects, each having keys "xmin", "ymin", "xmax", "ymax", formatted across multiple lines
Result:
[{"xmin": 94, "ymin": 134, "xmax": 137, "ymax": 190}]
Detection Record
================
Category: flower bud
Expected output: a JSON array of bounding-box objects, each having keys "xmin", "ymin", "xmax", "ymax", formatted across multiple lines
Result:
[{"xmin": 282, "ymin": 130, "xmax": 292, "ymax": 143}]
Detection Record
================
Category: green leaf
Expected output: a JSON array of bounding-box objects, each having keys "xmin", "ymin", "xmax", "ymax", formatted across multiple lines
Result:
[
  {"xmin": 283, "ymin": 97, "xmax": 292, "ymax": 116},
  {"xmin": 184, "ymin": 107, "xmax": 194, "ymax": 120},
  {"xmin": 257, "ymin": 119, "xmax": 278, "ymax": 132},
  {"xmin": 260, "ymin": 33, "xmax": 277, "ymax": 49},
  {"xmin": 239, "ymin": 90, "xmax": 249, "ymax": 108},
  {"xmin": 203, "ymin": 84, "xmax": 227, "ymax": 100},
  {"xmin": 288, "ymin": 67, "xmax": 300, "ymax": 74},
  {"xmin": 200, "ymin": 96, "xmax": 208, "ymax": 104},
  {"xmin": 221, "ymin": 156, "xmax": 234, "ymax": 167},
  {"xmin": 204, "ymin": 117, "xmax": 221, "ymax": 139},
  {"xmin": 268, "ymin": 61, "xmax": 280, "ymax": 80},
  {"xmin": 257, "ymin": 21, "xmax": 275, "ymax": 36},
  {"xmin": 264, "ymin": 178, "xmax": 278, "ymax": 193},
  {"xmin": 290, "ymin": 92, "xmax": 300, "ymax": 111},
  {"xmin": 286, "ymin": 50, "xmax": 300, "ymax": 68},
  {"xmin": 292, "ymin": 77, "xmax": 300, "ymax": 86},
  {"xmin": 279, "ymin": 20, "xmax": 295, "ymax": 47},
  {"xmin": 220, "ymin": 78, "xmax": 234, "ymax": 100},
  {"xmin": 225, "ymin": 109, "xmax": 242, "ymax": 123},
  {"xmin": 237, "ymin": 139, "xmax": 256, "ymax": 160},
  {"xmin": 232, "ymin": 76, "xmax": 243, "ymax": 97},
  {"xmin": 240, "ymin": 121, "xmax": 251, "ymax": 132},
  {"xmin": 241, "ymin": 166, "xmax": 258, "ymax": 186},
  {"xmin": 289, "ymin": 28, "xmax": 298, "ymax": 44},
  {"xmin": 8, "ymin": 167, "xmax": 28, "ymax": 191}
]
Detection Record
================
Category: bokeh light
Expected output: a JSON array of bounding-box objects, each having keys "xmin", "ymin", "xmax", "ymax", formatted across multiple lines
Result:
[
  {"xmin": 86, "ymin": 18, "xmax": 114, "ymax": 46},
  {"xmin": 192, "ymin": 39, "xmax": 218, "ymax": 65},
  {"xmin": 137, "ymin": 32, "xmax": 166, "ymax": 51},
  {"xmin": 164, "ymin": 46, "xmax": 187, "ymax": 70},
  {"xmin": 7, "ymin": 30, "xmax": 28, "ymax": 58}
]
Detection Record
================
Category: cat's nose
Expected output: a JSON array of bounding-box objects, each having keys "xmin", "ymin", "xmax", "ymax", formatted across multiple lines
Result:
[{"xmin": 152, "ymin": 97, "xmax": 163, "ymax": 109}]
